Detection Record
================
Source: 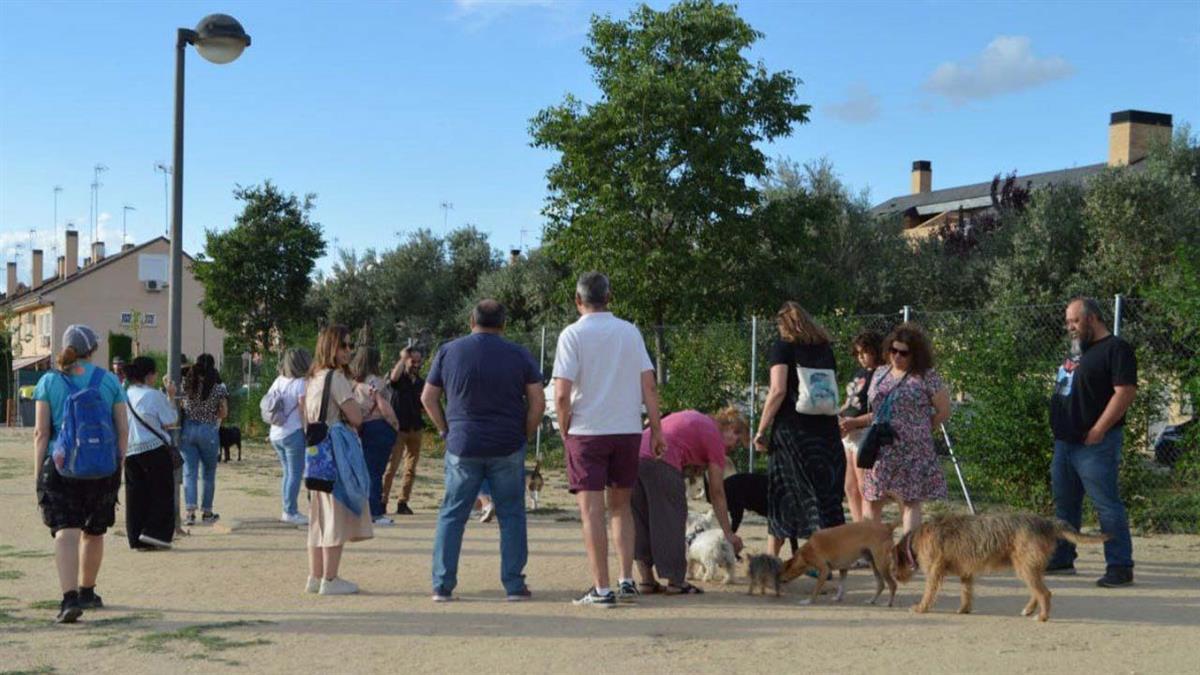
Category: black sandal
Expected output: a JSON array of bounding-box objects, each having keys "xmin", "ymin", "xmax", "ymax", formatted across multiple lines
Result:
[
  {"xmin": 639, "ymin": 581, "xmax": 666, "ymax": 595},
  {"xmin": 665, "ymin": 583, "xmax": 704, "ymax": 595}
]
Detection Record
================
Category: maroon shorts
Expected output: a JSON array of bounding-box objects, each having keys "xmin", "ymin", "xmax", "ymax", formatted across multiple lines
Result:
[{"xmin": 565, "ymin": 434, "xmax": 642, "ymax": 493}]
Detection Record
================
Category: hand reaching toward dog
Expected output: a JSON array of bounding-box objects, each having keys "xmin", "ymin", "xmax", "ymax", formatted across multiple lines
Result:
[{"xmin": 728, "ymin": 532, "xmax": 744, "ymax": 554}]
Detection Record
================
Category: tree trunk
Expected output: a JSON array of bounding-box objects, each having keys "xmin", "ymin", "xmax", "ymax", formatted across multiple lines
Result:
[{"xmin": 654, "ymin": 313, "xmax": 667, "ymax": 388}]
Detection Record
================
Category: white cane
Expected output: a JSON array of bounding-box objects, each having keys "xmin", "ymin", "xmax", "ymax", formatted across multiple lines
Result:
[{"xmin": 940, "ymin": 423, "xmax": 976, "ymax": 515}]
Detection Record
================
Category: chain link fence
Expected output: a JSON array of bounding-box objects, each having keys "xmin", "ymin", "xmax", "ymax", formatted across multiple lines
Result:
[{"xmin": 224, "ymin": 296, "xmax": 1197, "ymax": 533}]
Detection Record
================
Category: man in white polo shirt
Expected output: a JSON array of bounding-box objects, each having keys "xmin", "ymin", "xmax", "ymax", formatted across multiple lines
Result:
[{"xmin": 554, "ymin": 271, "xmax": 666, "ymax": 607}]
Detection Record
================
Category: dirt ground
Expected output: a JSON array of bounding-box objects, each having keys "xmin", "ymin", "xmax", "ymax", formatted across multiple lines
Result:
[{"xmin": 0, "ymin": 428, "xmax": 1197, "ymax": 674}]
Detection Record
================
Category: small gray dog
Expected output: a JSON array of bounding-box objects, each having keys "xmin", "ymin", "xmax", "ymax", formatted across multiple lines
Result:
[{"xmin": 746, "ymin": 554, "xmax": 784, "ymax": 597}]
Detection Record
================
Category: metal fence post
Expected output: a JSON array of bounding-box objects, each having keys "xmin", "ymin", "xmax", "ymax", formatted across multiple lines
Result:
[
  {"xmin": 536, "ymin": 325, "xmax": 546, "ymax": 461},
  {"xmin": 1113, "ymin": 294, "xmax": 1123, "ymax": 337},
  {"xmin": 748, "ymin": 315, "xmax": 757, "ymax": 474},
  {"xmin": 903, "ymin": 305, "xmax": 911, "ymax": 323}
]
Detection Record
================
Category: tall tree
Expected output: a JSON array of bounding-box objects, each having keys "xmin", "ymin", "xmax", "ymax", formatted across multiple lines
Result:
[
  {"xmin": 530, "ymin": 0, "xmax": 810, "ymax": 380},
  {"xmin": 194, "ymin": 181, "xmax": 326, "ymax": 352}
]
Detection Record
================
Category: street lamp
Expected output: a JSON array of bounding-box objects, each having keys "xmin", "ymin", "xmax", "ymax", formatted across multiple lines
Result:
[{"xmin": 167, "ymin": 13, "xmax": 251, "ymax": 390}]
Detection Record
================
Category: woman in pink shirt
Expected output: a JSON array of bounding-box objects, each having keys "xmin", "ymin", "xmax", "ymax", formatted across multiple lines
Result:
[{"xmin": 631, "ymin": 408, "xmax": 746, "ymax": 595}]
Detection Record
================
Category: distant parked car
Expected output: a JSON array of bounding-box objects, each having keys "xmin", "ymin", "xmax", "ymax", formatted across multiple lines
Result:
[{"xmin": 1154, "ymin": 419, "xmax": 1196, "ymax": 467}]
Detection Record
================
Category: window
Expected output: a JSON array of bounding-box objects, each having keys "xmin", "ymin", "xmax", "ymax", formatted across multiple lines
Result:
[
  {"xmin": 120, "ymin": 312, "xmax": 134, "ymax": 326},
  {"xmin": 38, "ymin": 314, "xmax": 50, "ymax": 336},
  {"xmin": 138, "ymin": 254, "xmax": 169, "ymax": 283},
  {"xmin": 143, "ymin": 313, "xmax": 157, "ymax": 327}
]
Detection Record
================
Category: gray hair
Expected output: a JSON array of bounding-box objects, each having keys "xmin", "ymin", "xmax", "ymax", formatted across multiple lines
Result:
[
  {"xmin": 278, "ymin": 348, "xmax": 312, "ymax": 379},
  {"xmin": 575, "ymin": 271, "xmax": 611, "ymax": 307},
  {"xmin": 1069, "ymin": 296, "xmax": 1107, "ymax": 325}
]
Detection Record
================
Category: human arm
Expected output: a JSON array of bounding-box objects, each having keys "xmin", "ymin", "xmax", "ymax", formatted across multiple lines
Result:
[
  {"xmin": 930, "ymin": 388, "xmax": 951, "ymax": 428},
  {"xmin": 33, "ymin": 401, "xmax": 51, "ymax": 484},
  {"xmin": 1084, "ymin": 385, "xmax": 1137, "ymax": 445},
  {"xmin": 839, "ymin": 412, "xmax": 873, "ymax": 434},
  {"xmin": 554, "ymin": 378, "xmax": 573, "ymax": 440},
  {"xmin": 337, "ymin": 398, "xmax": 363, "ymax": 430},
  {"xmin": 113, "ymin": 402, "xmax": 129, "ymax": 462},
  {"xmin": 420, "ymin": 383, "xmax": 447, "ymax": 436},
  {"xmin": 641, "ymin": 370, "xmax": 665, "ymax": 458},
  {"xmin": 706, "ymin": 462, "xmax": 742, "ymax": 553},
  {"xmin": 754, "ymin": 364, "xmax": 789, "ymax": 452},
  {"xmin": 376, "ymin": 388, "xmax": 400, "ymax": 431},
  {"xmin": 525, "ymin": 382, "xmax": 545, "ymax": 438},
  {"xmin": 388, "ymin": 358, "xmax": 405, "ymax": 384}
]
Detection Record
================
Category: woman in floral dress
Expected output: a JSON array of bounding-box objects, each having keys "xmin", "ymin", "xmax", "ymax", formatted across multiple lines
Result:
[{"xmin": 862, "ymin": 323, "xmax": 951, "ymax": 533}]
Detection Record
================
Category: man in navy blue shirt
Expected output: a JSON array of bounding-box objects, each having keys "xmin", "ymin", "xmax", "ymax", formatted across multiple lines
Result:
[{"xmin": 422, "ymin": 299, "xmax": 545, "ymax": 602}]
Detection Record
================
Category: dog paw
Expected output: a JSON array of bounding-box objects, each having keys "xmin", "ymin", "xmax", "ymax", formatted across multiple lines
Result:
[
  {"xmin": 957, "ymin": 607, "xmax": 972, "ymax": 615},
  {"xmin": 1020, "ymin": 608, "xmax": 1034, "ymax": 617},
  {"xmin": 865, "ymin": 598, "xmax": 877, "ymax": 605},
  {"xmin": 911, "ymin": 605, "xmax": 929, "ymax": 614},
  {"xmin": 798, "ymin": 599, "xmax": 813, "ymax": 606}
]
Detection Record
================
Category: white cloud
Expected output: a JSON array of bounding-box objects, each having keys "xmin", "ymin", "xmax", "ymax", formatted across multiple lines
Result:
[
  {"xmin": 825, "ymin": 84, "xmax": 881, "ymax": 124},
  {"xmin": 924, "ymin": 36, "xmax": 1074, "ymax": 104}
]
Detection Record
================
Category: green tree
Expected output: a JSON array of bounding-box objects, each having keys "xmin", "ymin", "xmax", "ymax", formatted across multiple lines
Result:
[
  {"xmin": 530, "ymin": 0, "xmax": 810, "ymax": 380},
  {"xmin": 463, "ymin": 247, "xmax": 575, "ymax": 332},
  {"xmin": 193, "ymin": 181, "xmax": 326, "ymax": 352}
]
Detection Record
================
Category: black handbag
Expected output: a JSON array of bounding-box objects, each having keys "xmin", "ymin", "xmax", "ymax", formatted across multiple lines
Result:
[
  {"xmin": 304, "ymin": 370, "xmax": 336, "ymax": 447},
  {"xmin": 856, "ymin": 371, "xmax": 908, "ymax": 470},
  {"xmin": 128, "ymin": 392, "xmax": 184, "ymax": 470}
]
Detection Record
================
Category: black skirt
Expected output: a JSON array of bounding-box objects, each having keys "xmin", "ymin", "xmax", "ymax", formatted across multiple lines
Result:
[{"xmin": 767, "ymin": 415, "xmax": 845, "ymax": 540}]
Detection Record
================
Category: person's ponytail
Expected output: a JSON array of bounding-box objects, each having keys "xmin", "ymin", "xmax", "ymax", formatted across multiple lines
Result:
[{"xmin": 57, "ymin": 346, "xmax": 80, "ymax": 371}]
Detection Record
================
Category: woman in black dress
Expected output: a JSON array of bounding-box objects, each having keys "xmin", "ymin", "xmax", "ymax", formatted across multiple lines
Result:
[{"xmin": 753, "ymin": 302, "xmax": 845, "ymax": 557}]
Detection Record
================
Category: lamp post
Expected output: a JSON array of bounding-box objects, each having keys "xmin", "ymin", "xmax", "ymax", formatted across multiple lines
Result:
[
  {"xmin": 154, "ymin": 162, "xmax": 171, "ymax": 235},
  {"xmin": 167, "ymin": 14, "xmax": 251, "ymax": 390}
]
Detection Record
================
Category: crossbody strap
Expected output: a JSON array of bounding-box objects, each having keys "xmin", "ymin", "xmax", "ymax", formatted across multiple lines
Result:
[
  {"xmin": 871, "ymin": 370, "xmax": 910, "ymax": 421},
  {"xmin": 128, "ymin": 391, "xmax": 171, "ymax": 447}
]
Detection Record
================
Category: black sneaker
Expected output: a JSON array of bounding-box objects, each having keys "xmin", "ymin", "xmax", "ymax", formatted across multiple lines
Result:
[
  {"xmin": 201, "ymin": 512, "xmax": 220, "ymax": 524},
  {"xmin": 572, "ymin": 587, "xmax": 617, "ymax": 608},
  {"xmin": 55, "ymin": 596, "xmax": 82, "ymax": 624},
  {"xmin": 396, "ymin": 502, "xmax": 414, "ymax": 516},
  {"xmin": 506, "ymin": 587, "xmax": 533, "ymax": 602},
  {"xmin": 1045, "ymin": 563, "xmax": 1077, "ymax": 576},
  {"xmin": 1096, "ymin": 566, "xmax": 1134, "ymax": 588},
  {"xmin": 616, "ymin": 580, "xmax": 640, "ymax": 603},
  {"xmin": 77, "ymin": 589, "xmax": 103, "ymax": 610}
]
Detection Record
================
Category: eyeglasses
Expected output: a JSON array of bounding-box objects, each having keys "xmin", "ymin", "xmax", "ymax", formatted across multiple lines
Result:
[{"xmin": 890, "ymin": 347, "xmax": 911, "ymax": 357}]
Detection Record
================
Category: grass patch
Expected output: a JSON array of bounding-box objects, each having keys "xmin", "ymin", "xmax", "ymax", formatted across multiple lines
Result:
[
  {"xmin": 0, "ymin": 546, "xmax": 52, "ymax": 560},
  {"xmin": 0, "ymin": 570, "xmax": 25, "ymax": 581},
  {"xmin": 234, "ymin": 487, "xmax": 273, "ymax": 498},
  {"xmin": 27, "ymin": 600, "xmax": 59, "ymax": 611},
  {"xmin": 87, "ymin": 611, "xmax": 161, "ymax": 628},
  {"xmin": 1, "ymin": 667, "xmax": 56, "ymax": 675},
  {"xmin": 0, "ymin": 457, "xmax": 22, "ymax": 480},
  {"xmin": 85, "ymin": 635, "xmax": 129, "ymax": 649},
  {"xmin": 134, "ymin": 620, "xmax": 272, "ymax": 659}
]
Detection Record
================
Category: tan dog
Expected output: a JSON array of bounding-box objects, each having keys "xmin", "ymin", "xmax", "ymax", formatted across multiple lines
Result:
[
  {"xmin": 893, "ymin": 513, "xmax": 1109, "ymax": 622},
  {"xmin": 527, "ymin": 461, "xmax": 544, "ymax": 510},
  {"xmin": 781, "ymin": 521, "xmax": 899, "ymax": 606}
]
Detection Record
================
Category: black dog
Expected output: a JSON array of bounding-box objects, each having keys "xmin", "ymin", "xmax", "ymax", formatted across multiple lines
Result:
[
  {"xmin": 219, "ymin": 425, "xmax": 242, "ymax": 462},
  {"xmin": 709, "ymin": 472, "xmax": 799, "ymax": 554}
]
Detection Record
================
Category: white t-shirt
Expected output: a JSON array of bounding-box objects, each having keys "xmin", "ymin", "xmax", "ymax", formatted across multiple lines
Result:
[
  {"xmin": 267, "ymin": 376, "xmax": 307, "ymax": 442},
  {"xmin": 552, "ymin": 312, "xmax": 655, "ymax": 435},
  {"xmin": 126, "ymin": 385, "xmax": 178, "ymax": 456}
]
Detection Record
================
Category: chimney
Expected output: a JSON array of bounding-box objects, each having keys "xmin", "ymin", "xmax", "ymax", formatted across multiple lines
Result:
[
  {"xmin": 5, "ymin": 262, "xmax": 15, "ymax": 298},
  {"xmin": 911, "ymin": 160, "xmax": 932, "ymax": 194},
  {"xmin": 83, "ymin": 257, "xmax": 92, "ymax": 267},
  {"xmin": 31, "ymin": 249, "xmax": 43, "ymax": 290},
  {"xmin": 1108, "ymin": 110, "xmax": 1172, "ymax": 167},
  {"xmin": 121, "ymin": 243, "xmax": 135, "ymax": 252},
  {"xmin": 56, "ymin": 256, "xmax": 64, "ymax": 278},
  {"xmin": 65, "ymin": 230, "xmax": 79, "ymax": 276},
  {"xmin": 91, "ymin": 241, "xmax": 106, "ymax": 264},
  {"xmin": 509, "ymin": 248, "xmax": 522, "ymax": 265}
]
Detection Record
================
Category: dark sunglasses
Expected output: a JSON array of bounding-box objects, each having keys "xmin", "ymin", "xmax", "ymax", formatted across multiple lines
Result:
[{"xmin": 890, "ymin": 347, "xmax": 911, "ymax": 356}]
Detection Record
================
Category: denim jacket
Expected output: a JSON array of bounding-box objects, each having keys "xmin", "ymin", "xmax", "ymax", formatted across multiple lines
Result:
[{"xmin": 330, "ymin": 423, "xmax": 370, "ymax": 516}]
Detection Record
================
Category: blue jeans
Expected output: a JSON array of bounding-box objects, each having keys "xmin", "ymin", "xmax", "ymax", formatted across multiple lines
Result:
[
  {"xmin": 360, "ymin": 419, "xmax": 398, "ymax": 518},
  {"xmin": 181, "ymin": 421, "xmax": 220, "ymax": 512},
  {"xmin": 432, "ymin": 450, "xmax": 527, "ymax": 595},
  {"xmin": 271, "ymin": 430, "xmax": 306, "ymax": 517},
  {"xmin": 1050, "ymin": 428, "xmax": 1134, "ymax": 569}
]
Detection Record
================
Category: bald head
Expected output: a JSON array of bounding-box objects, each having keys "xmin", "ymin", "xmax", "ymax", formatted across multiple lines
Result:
[{"xmin": 472, "ymin": 299, "xmax": 507, "ymax": 331}]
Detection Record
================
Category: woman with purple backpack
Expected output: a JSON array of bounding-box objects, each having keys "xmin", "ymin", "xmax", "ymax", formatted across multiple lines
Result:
[
  {"xmin": 32, "ymin": 325, "xmax": 129, "ymax": 623},
  {"xmin": 265, "ymin": 348, "xmax": 312, "ymax": 525}
]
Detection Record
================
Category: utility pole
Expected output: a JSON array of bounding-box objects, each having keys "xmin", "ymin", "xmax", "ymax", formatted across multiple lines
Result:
[
  {"xmin": 53, "ymin": 186, "xmax": 63, "ymax": 258},
  {"xmin": 440, "ymin": 201, "xmax": 453, "ymax": 230},
  {"xmin": 92, "ymin": 163, "xmax": 108, "ymax": 241}
]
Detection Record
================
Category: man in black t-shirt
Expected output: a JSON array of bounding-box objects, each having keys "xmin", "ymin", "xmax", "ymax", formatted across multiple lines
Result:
[
  {"xmin": 1047, "ymin": 298, "xmax": 1137, "ymax": 587},
  {"xmin": 384, "ymin": 346, "xmax": 427, "ymax": 515}
]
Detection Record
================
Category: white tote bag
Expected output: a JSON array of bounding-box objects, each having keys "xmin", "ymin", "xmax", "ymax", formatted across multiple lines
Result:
[{"xmin": 794, "ymin": 366, "xmax": 840, "ymax": 415}]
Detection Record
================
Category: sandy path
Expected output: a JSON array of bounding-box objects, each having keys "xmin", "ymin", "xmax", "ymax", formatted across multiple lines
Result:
[{"xmin": 0, "ymin": 428, "xmax": 1197, "ymax": 674}]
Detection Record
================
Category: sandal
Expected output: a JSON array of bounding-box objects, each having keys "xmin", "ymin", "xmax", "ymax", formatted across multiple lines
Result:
[
  {"xmin": 665, "ymin": 583, "xmax": 704, "ymax": 595},
  {"xmin": 638, "ymin": 581, "xmax": 666, "ymax": 595}
]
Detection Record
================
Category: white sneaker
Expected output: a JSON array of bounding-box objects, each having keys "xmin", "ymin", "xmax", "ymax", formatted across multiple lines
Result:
[
  {"xmin": 305, "ymin": 576, "xmax": 321, "ymax": 594},
  {"xmin": 373, "ymin": 516, "xmax": 394, "ymax": 526},
  {"xmin": 479, "ymin": 504, "xmax": 495, "ymax": 523},
  {"xmin": 318, "ymin": 577, "xmax": 359, "ymax": 595},
  {"xmin": 282, "ymin": 512, "xmax": 309, "ymax": 525}
]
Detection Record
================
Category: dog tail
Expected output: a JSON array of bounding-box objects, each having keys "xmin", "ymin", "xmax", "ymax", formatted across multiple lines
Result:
[{"xmin": 1055, "ymin": 521, "xmax": 1110, "ymax": 545}]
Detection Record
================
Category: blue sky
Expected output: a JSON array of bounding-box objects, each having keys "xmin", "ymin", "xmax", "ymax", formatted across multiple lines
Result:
[{"xmin": 2, "ymin": 0, "xmax": 1198, "ymax": 291}]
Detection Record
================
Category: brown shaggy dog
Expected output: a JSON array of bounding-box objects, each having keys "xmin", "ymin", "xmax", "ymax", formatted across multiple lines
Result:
[{"xmin": 894, "ymin": 513, "xmax": 1108, "ymax": 622}]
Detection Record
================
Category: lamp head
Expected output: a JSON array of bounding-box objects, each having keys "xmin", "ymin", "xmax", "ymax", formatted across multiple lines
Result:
[{"xmin": 194, "ymin": 14, "xmax": 251, "ymax": 65}]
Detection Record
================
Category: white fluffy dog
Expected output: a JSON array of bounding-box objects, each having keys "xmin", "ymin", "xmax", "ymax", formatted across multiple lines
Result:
[
  {"xmin": 686, "ymin": 509, "xmax": 717, "ymax": 531},
  {"xmin": 686, "ymin": 527, "xmax": 737, "ymax": 584}
]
